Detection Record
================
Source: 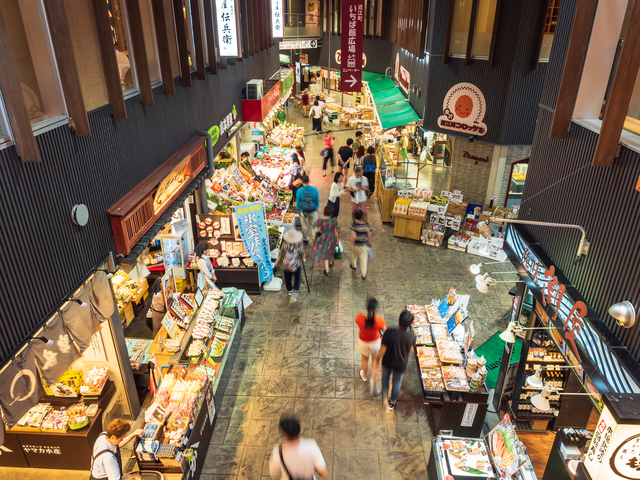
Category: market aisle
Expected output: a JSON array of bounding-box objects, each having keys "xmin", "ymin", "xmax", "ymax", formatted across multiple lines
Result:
[{"xmin": 200, "ymin": 109, "xmax": 519, "ymax": 479}]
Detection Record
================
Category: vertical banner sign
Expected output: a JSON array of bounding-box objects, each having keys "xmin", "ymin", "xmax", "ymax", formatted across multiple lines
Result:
[
  {"xmin": 271, "ymin": 0, "xmax": 284, "ymax": 38},
  {"xmin": 215, "ymin": 0, "xmax": 240, "ymax": 57},
  {"xmin": 340, "ymin": 0, "xmax": 364, "ymax": 92},
  {"xmin": 235, "ymin": 202, "xmax": 274, "ymax": 283}
]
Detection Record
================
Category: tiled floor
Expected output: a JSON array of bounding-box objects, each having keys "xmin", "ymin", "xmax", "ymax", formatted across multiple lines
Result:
[{"xmin": 0, "ymin": 110, "xmax": 517, "ymax": 480}]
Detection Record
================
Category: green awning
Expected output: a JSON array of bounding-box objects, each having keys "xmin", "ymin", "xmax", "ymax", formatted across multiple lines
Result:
[
  {"xmin": 362, "ymin": 71, "xmax": 385, "ymax": 83},
  {"xmin": 371, "ymin": 88, "xmax": 406, "ymax": 107},
  {"xmin": 376, "ymin": 102, "xmax": 421, "ymax": 130},
  {"xmin": 366, "ymin": 77, "xmax": 397, "ymax": 92}
]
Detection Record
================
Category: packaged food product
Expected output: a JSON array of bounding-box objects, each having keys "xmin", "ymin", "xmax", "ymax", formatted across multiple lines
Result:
[
  {"xmin": 80, "ymin": 366, "xmax": 109, "ymax": 395},
  {"xmin": 67, "ymin": 402, "xmax": 89, "ymax": 429},
  {"xmin": 421, "ymin": 368, "xmax": 445, "ymax": 391},
  {"xmin": 417, "ymin": 346, "xmax": 440, "ymax": 367},
  {"xmin": 441, "ymin": 366, "xmax": 470, "ymax": 391},
  {"xmin": 437, "ymin": 341, "xmax": 464, "ymax": 364}
]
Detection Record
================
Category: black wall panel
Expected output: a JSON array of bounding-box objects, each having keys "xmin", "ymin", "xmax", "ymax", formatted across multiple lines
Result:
[
  {"xmin": 521, "ymin": 108, "xmax": 640, "ymax": 362},
  {"xmin": 0, "ymin": 47, "xmax": 279, "ymax": 364}
]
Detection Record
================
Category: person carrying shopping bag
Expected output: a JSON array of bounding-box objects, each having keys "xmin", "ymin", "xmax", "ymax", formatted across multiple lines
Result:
[
  {"xmin": 355, "ymin": 297, "xmax": 387, "ymax": 394},
  {"xmin": 274, "ymin": 229, "xmax": 306, "ymax": 303},
  {"xmin": 349, "ymin": 209, "xmax": 372, "ymax": 279},
  {"xmin": 310, "ymin": 205, "xmax": 339, "ymax": 276},
  {"xmin": 295, "ymin": 174, "xmax": 319, "ymax": 244},
  {"xmin": 326, "ymin": 172, "xmax": 344, "ymax": 218}
]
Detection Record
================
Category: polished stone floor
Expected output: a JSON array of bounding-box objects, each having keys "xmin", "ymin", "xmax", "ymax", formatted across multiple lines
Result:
[{"xmin": 199, "ymin": 109, "xmax": 518, "ymax": 479}]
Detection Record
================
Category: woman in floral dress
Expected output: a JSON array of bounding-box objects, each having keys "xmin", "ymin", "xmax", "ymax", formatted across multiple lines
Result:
[{"xmin": 310, "ymin": 205, "xmax": 339, "ymax": 275}]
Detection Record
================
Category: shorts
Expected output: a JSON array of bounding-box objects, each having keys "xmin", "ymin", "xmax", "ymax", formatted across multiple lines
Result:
[
  {"xmin": 352, "ymin": 200, "xmax": 367, "ymax": 213},
  {"xmin": 357, "ymin": 338, "xmax": 381, "ymax": 357}
]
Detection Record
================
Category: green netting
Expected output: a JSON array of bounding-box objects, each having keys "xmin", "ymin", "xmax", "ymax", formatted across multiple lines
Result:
[
  {"xmin": 376, "ymin": 101, "xmax": 421, "ymax": 130},
  {"xmin": 366, "ymin": 77, "xmax": 397, "ymax": 92},
  {"xmin": 362, "ymin": 71, "xmax": 385, "ymax": 82},
  {"xmin": 371, "ymin": 88, "xmax": 406, "ymax": 107}
]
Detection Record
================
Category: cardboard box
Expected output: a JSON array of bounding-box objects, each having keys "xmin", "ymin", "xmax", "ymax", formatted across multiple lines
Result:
[{"xmin": 447, "ymin": 202, "xmax": 468, "ymax": 217}]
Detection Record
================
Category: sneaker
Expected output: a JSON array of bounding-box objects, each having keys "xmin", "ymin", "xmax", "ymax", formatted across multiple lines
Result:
[
  {"xmin": 387, "ymin": 401, "xmax": 396, "ymax": 412},
  {"xmin": 290, "ymin": 291, "xmax": 298, "ymax": 304},
  {"xmin": 359, "ymin": 370, "xmax": 367, "ymax": 382},
  {"xmin": 288, "ymin": 291, "xmax": 292, "ymax": 296}
]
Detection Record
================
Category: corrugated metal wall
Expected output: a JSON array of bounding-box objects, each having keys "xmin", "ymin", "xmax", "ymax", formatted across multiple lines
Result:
[
  {"xmin": 0, "ymin": 48, "xmax": 279, "ymax": 365},
  {"xmin": 521, "ymin": 109, "xmax": 640, "ymax": 361}
]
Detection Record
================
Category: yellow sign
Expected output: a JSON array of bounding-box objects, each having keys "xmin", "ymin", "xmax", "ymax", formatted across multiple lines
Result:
[{"xmin": 154, "ymin": 157, "xmax": 191, "ymax": 212}]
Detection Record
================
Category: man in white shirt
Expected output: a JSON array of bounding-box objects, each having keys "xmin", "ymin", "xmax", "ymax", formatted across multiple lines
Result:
[
  {"xmin": 345, "ymin": 166, "xmax": 369, "ymax": 221},
  {"xmin": 269, "ymin": 418, "xmax": 329, "ymax": 480},
  {"xmin": 90, "ymin": 419, "xmax": 142, "ymax": 480}
]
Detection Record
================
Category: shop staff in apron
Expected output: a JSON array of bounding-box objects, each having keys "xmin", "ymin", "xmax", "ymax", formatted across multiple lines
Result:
[
  {"xmin": 195, "ymin": 243, "xmax": 217, "ymax": 289},
  {"xmin": 90, "ymin": 419, "xmax": 142, "ymax": 480}
]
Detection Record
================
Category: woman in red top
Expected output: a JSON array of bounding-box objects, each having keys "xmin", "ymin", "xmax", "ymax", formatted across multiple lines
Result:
[{"xmin": 355, "ymin": 297, "xmax": 387, "ymax": 394}]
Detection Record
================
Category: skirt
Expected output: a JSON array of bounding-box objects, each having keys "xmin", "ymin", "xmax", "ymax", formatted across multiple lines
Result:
[{"xmin": 327, "ymin": 198, "xmax": 340, "ymax": 218}]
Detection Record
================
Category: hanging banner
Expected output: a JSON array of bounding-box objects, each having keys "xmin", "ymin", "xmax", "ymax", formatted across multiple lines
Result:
[
  {"xmin": 438, "ymin": 82, "xmax": 488, "ymax": 136},
  {"xmin": 235, "ymin": 202, "xmax": 273, "ymax": 283},
  {"xmin": 215, "ymin": 0, "xmax": 240, "ymax": 57},
  {"xmin": 0, "ymin": 348, "xmax": 46, "ymax": 426},
  {"xmin": 60, "ymin": 289, "xmax": 97, "ymax": 353},
  {"xmin": 31, "ymin": 317, "xmax": 82, "ymax": 384},
  {"xmin": 340, "ymin": 0, "xmax": 365, "ymax": 92},
  {"xmin": 89, "ymin": 270, "xmax": 116, "ymax": 323},
  {"xmin": 271, "ymin": 0, "xmax": 284, "ymax": 38}
]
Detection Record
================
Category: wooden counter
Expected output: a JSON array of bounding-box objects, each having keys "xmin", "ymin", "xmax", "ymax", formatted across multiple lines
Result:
[
  {"xmin": 391, "ymin": 212, "xmax": 427, "ymax": 241},
  {"xmin": 376, "ymin": 169, "xmax": 396, "ymax": 223}
]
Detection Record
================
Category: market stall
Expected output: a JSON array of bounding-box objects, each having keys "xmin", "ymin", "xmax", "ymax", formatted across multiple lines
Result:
[{"xmin": 427, "ymin": 416, "xmax": 539, "ymax": 480}]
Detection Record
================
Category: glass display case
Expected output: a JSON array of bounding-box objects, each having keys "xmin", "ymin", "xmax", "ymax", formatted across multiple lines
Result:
[
  {"xmin": 505, "ymin": 160, "xmax": 529, "ymax": 209},
  {"xmin": 159, "ymin": 229, "xmax": 189, "ymax": 278}
]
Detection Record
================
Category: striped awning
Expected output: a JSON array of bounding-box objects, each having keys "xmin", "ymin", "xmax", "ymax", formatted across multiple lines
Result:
[{"xmin": 504, "ymin": 224, "xmax": 640, "ymax": 395}]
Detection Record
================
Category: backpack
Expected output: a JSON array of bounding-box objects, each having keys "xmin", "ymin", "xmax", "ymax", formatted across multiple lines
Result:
[
  {"xmin": 300, "ymin": 187, "xmax": 316, "ymax": 213},
  {"xmin": 283, "ymin": 244, "xmax": 298, "ymax": 272},
  {"xmin": 364, "ymin": 155, "xmax": 376, "ymax": 173}
]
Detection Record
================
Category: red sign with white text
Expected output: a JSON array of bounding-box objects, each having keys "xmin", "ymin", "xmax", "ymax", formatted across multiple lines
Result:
[{"xmin": 340, "ymin": 0, "xmax": 364, "ymax": 92}]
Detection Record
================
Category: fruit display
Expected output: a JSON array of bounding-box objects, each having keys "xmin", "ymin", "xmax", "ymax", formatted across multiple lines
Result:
[{"xmin": 267, "ymin": 124, "xmax": 304, "ymax": 147}]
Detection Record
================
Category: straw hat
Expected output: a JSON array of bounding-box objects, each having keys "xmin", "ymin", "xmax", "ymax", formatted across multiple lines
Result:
[{"xmin": 283, "ymin": 229, "xmax": 303, "ymax": 244}]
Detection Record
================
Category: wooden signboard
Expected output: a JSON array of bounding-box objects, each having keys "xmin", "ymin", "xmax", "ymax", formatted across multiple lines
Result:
[{"xmin": 107, "ymin": 136, "xmax": 208, "ymax": 255}]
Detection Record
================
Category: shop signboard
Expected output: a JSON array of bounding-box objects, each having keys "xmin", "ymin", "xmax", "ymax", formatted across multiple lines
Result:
[
  {"xmin": 271, "ymin": 0, "xmax": 284, "ymax": 38},
  {"xmin": 299, "ymin": 53, "xmax": 308, "ymax": 64},
  {"xmin": 504, "ymin": 224, "xmax": 640, "ymax": 396},
  {"xmin": 153, "ymin": 157, "xmax": 191, "ymax": 213},
  {"xmin": 438, "ymin": 83, "xmax": 488, "ymax": 136},
  {"xmin": 235, "ymin": 202, "xmax": 273, "ymax": 283},
  {"xmin": 281, "ymin": 70, "xmax": 294, "ymax": 97},
  {"xmin": 279, "ymin": 39, "xmax": 319, "ymax": 49},
  {"xmin": 399, "ymin": 66, "xmax": 410, "ymax": 93},
  {"xmin": 215, "ymin": 0, "xmax": 240, "ymax": 57},
  {"xmin": 584, "ymin": 399, "xmax": 640, "ymax": 480},
  {"xmin": 261, "ymin": 81, "xmax": 282, "ymax": 119},
  {"xmin": 340, "ymin": 0, "xmax": 365, "ymax": 92}
]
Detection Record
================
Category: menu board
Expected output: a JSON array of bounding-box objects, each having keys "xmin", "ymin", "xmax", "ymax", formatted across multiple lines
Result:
[
  {"xmin": 195, "ymin": 214, "xmax": 255, "ymax": 268},
  {"xmin": 486, "ymin": 416, "xmax": 528, "ymax": 477}
]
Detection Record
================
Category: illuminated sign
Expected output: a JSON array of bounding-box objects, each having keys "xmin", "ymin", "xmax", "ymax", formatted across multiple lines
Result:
[
  {"xmin": 438, "ymin": 83, "xmax": 487, "ymax": 136},
  {"xmin": 153, "ymin": 157, "xmax": 190, "ymax": 213}
]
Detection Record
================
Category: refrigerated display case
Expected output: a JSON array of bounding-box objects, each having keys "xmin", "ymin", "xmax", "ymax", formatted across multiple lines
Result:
[{"xmin": 159, "ymin": 229, "xmax": 190, "ymax": 278}]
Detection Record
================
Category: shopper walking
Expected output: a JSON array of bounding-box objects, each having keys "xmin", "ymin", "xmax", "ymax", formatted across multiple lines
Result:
[
  {"xmin": 338, "ymin": 138, "xmax": 354, "ymax": 186},
  {"xmin": 148, "ymin": 278, "xmax": 166, "ymax": 337},
  {"xmin": 195, "ymin": 242, "xmax": 217, "ymax": 288},
  {"xmin": 310, "ymin": 205, "xmax": 339, "ymax": 275},
  {"xmin": 90, "ymin": 419, "xmax": 142, "ymax": 480},
  {"xmin": 352, "ymin": 130, "xmax": 363, "ymax": 153},
  {"xmin": 288, "ymin": 155, "xmax": 304, "ymax": 205},
  {"xmin": 321, "ymin": 131, "xmax": 335, "ymax": 177},
  {"xmin": 353, "ymin": 145, "xmax": 366, "ymax": 169},
  {"xmin": 301, "ymin": 89, "xmax": 310, "ymax": 115},
  {"xmin": 316, "ymin": 95, "xmax": 325, "ymax": 113},
  {"xmin": 274, "ymin": 229, "xmax": 306, "ymax": 303},
  {"xmin": 269, "ymin": 417, "xmax": 329, "ymax": 479},
  {"xmin": 296, "ymin": 174, "xmax": 319, "ymax": 243},
  {"xmin": 363, "ymin": 146, "xmax": 377, "ymax": 197},
  {"xmin": 310, "ymin": 100, "xmax": 323, "ymax": 135},
  {"xmin": 327, "ymin": 172, "xmax": 344, "ymax": 218},
  {"xmin": 349, "ymin": 208, "xmax": 372, "ymax": 279},
  {"xmin": 346, "ymin": 166, "xmax": 369, "ymax": 221},
  {"xmin": 356, "ymin": 297, "xmax": 387, "ymax": 394},
  {"xmin": 295, "ymin": 145, "xmax": 306, "ymax": 172},
  {"xmin": 376, "ymin": 310, "xmax": 416, "ymax": 411}
]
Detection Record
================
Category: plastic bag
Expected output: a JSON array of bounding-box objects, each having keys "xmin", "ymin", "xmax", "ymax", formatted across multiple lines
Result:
[
  {"xmin": 335, "ymin": 241, "xmax": 343, "ymax": 259},
  {"xmin": 368, "ymin": 247, "xmax": 374, "ymax": 261}
]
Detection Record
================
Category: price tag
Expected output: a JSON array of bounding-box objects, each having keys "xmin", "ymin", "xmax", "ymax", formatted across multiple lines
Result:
[{"xmin": 441, "ymin": 190, "xmax": 452, "ymax": 198}]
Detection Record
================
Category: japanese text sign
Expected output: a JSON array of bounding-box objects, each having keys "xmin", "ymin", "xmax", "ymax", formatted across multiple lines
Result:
[
  {"xmin": 235, "ymin": 202, "xmax": 273, "ymax": 283},
  {"xmin": 271, "ymin": 0, "xmax": 284, "ymax": 38},
  {"xmin": 584, "ymin": 403, "xmax": 640, "ymax": 480},
  {"xmin": 438, "ymin": 83, "xmax": 488, "ymax": 136},
  {"xmin": 215, "ymin": 0, "xmax": 240, "ymax": 57},
  {"xmin": 340, "ymin": 0, "xmax": 365, "ymax": 92}
]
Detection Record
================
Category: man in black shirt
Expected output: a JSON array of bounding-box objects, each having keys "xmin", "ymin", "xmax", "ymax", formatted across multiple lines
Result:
[
  {"xmin": 376, "ymin": 310, "xmax": 415, "ymax": 411},
  {"xmin": 337, "ymin": 138, "xmax": 354, "ymax": 186}
]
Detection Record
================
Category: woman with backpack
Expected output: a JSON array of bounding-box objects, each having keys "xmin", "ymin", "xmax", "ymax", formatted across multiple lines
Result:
[
  {"xmin": 355, "ymin": 297, "xmax": 387, "ymax": 394},
  {"xmin": 274, "ymin": 229, "xmax": 306, "ymax": 303},
  {"xmin": 363, "ymin": 146, "xmax": 377, "ymax": 197},
  {"xmin": 310, "ymin": 205, "xmax": 339, "ymax": 276}
]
